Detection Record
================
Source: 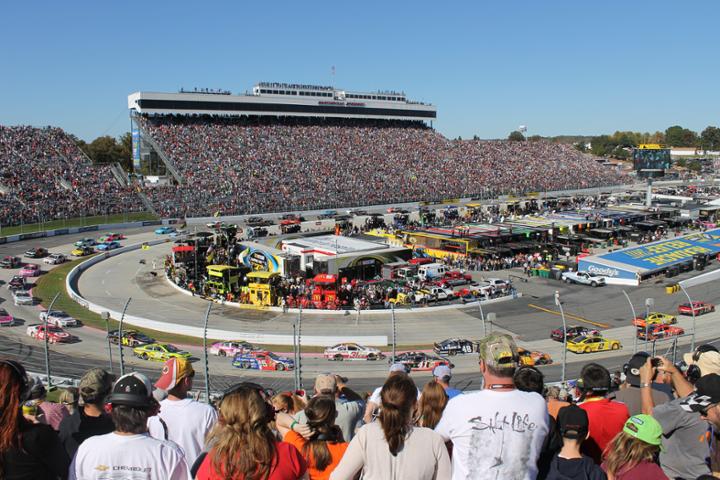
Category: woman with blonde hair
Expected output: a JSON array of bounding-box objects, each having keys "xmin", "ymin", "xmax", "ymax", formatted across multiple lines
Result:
[
  {"xmin": 601, "ymin": 414, "xmax": 668, "ymax": 480},
  {"xmin": 416, "ymin": 380, "xmax": 448, "ymax": 429},
  {"xmin": 272, "ymin": 392, "xmax": 306, "ymax": 415},
  {"xmin": 196, "ymin": 384, "xmax": 308, "ymax": 480}
]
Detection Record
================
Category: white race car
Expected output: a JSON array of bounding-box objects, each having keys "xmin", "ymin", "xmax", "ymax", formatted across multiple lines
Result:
[
  {"xmin": 324, "ymin": 343, "xmax": 385, "ymax": 361},
  {"xmin": 39, "ymin": 310, "xmax": 78, "ymax": 327}
]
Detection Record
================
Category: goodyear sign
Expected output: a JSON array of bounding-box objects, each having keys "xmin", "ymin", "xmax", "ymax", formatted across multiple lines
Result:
[{"xmin": 601, "ymin": 229, "xmax": 720, "ymax": 270}]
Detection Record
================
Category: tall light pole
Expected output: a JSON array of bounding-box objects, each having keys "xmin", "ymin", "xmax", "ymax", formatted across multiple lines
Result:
[
  {"xmin": 478, "ymin": 298, "xmax": 486, "ymax": 338},
  {"xmin": 486, "ymin": 312, "xmax": 496, "ymax": 333},
  {"xmin": 391, "ymin": 303, "xmax": 397, "ymax": 363},
  {"xmin": 622, "ymin": 291, "xmax": 639, "ymax": 354},
  {"xmin": 201, "ymin": 302, "xmax": 212, "ymax": 404},
  {"xmin": 43, "ymin": 293, "xmax": 60, "ymax": 389},
  {"xmin": 555, "ymin": 291, "xmax": 567, "ymax": 384},
  {"xmin": 678, "ymin": 284, "xmax": 698, "ymax": 351},
  {"xmin": 118, "ymin": 297, "xmax": 132, "ymax": 377},
  {"xmin": 644, "ymin": 297, "xmax": 654, "ymax": 353},
  {"xmin": 101, "ymin": 311, "xmax": 113, "ymax": 374}
]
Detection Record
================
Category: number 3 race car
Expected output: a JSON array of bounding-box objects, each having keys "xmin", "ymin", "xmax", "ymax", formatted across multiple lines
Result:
[{"xmin": 324, "ymin": 343, "xmax": 385, "ymax": 361}]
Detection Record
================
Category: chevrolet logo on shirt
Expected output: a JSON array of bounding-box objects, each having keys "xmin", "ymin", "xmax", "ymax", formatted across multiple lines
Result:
[{"xmin": 95, "ymin": 465, "xmax": 110, "ymax": 471}]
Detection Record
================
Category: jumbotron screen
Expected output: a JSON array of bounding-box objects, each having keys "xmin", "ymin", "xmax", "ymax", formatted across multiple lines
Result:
[{"xmin": 633, "ymin": 148, "xmax": 671, "ymax": 178}]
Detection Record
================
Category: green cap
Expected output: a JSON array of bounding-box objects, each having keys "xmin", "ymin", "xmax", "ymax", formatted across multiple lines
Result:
[
  {"xmin": 477, "ymin": 333, "xmax": 518, "ymax": 368},
  {"xmin": 623, "ymin": 414, "xmax": 663, "ymax": 447}
]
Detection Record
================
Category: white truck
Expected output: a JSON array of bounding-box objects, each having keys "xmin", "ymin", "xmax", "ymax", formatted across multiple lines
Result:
[
  {"xmin": 417, "ymin": 263, "xmax": 449, "ymax": 282},
  {"xmin": 412, "ymin": 286, "xmax": 453, "ymax": 303},
  {"xmin": 561, "ymin": 271, "xmax": 607, "ymax": 287}
]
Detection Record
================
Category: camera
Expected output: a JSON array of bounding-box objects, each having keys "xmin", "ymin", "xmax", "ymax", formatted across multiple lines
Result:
[{"xmin": 651, "ymin": 357, "xmax": 662, "ymax": 368}]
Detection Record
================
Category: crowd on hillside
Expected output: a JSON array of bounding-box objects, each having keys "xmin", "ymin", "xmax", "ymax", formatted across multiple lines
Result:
[
  {"xmin": 138, "ymin": 115, "xmax": 627, "ymax": 218},
  {"xmin": 0, "ymin": 126, "xmax": 145, "ymax": 226},
  {"xmin": 3, "ymin": 335, "xmax": 720, "ymax": 479}
]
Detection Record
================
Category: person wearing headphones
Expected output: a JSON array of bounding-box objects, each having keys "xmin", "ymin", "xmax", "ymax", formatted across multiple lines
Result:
[
  {"xmin": 70, "ymin": 372, "xmax": 190, "ymax": 480},
  {"xmin": 0, "ymin": 359, "xmax": 70, "ymax": 479},
  {"xmin": 576, "ymin": 363, "xmax": 629, "ymax": 464}
]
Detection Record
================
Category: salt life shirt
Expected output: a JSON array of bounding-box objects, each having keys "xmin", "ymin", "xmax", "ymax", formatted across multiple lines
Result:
[
  {"xmin": 69, "ymin": 432, "xmax": 190, "ymax": 480},
  {"xmin": 435, "ymin": 389, "xmax": 549, "ymax": 480}
]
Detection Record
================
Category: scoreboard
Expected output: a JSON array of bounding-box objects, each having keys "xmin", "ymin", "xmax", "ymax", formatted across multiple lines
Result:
[{"xmin": 633, "ymin": 144, "xmax": 671, "ymax": 178}]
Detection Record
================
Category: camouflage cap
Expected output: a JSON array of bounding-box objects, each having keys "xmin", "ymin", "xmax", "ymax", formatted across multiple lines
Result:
[{"xmin": 477, "ymin": 333, "xmax": 518, "ymax": 369}]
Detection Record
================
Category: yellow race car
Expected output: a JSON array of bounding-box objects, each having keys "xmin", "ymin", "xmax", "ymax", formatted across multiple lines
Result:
[
  {"xmin": 566, "ymin": 335, "xmax": 621, "ymax": 354},
  {"xmin": 632, "ymin": 312, "xmax": 677, "ymax": 328},
  {"xmin": 133, "ymin": 343, "xmax": 191, "ymax": 361},
  {"xmin": 71, "ymin": 246, "xmax": 95, "ymax": 257}
]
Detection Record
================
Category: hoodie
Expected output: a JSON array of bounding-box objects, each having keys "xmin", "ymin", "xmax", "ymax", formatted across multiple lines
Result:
[{"xmin": 545, "ymin": 454, "xmax": 607, "ymax": 480}]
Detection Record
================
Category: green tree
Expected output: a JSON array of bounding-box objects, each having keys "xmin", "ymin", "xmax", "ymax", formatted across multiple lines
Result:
[
  {"xmin": 508, "ymin": 131, "xmax": 525, "ymax": 141},
  {"xmin": 700, "ymin": 126, "xmax": 720, "ymax": 151},
  {"xmin": 528, "ymin": 135, "xmax": 543, "ymax": 142},
  {"xmin": 665, "ymin": 125, "xmax": 698, "ymax": 147}
]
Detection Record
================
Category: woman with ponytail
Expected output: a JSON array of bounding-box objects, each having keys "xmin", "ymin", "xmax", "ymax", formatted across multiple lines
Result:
[
  {"xmin": 276, "ymin": 396, "xmax": 348, "ymax": 480},
  {"xmin": 196, "ymin": 385, "xmax": 308, "ymax": 479},
  {"xmin": 330, "ymin": 373, "xmax": 451, "ymax": 480},
  {"xmin": 0, "ymin": 359, "xmax": 69, "ymax": 479}
]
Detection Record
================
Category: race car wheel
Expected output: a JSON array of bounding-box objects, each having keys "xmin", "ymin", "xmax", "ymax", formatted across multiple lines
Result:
[
  {"xmin": 276, "ymin": 364, "xmax": 286, "ymax": 371},
  {"xmin": 584, "ymin": 347, "xmax": 591, "ymax": 354},
  {"xmin": 219, "ymin": 350, "xmax": 226, "ymax": 357},
  {"xmin": 142, "ymin": 353, "xmax": 149, "ymax": 360},
  {"xmin": 367, "ymin": 354, "xmax": 377, "ymax": 361},
  {"xmin": 611, "ymin": 343, "xmax": 620, "ymax": 350},
  {"xmin": 590, "ymin": 282, "xmax": 598, "ymax": 287},
  {"xmin": 564, "ymin": 278, "xmax": 570, "ymax": 283},
  {"xmin": 50, "ymin": 338, "xmax": 56, "ymax": 344},
  {"xmin": 448, "ymin": 350, "xmax": 456, "ymax": 356},
  {"xmin": 243, "ymin": 363, "xmax": 251, "ymax": 369},
  {"xmin": 670, "ymin": 318, "xmax": 677, "ymax": 324},
  {"xmin": 334, "ymin": 354, "xmax": 343, "ymax": 362}
]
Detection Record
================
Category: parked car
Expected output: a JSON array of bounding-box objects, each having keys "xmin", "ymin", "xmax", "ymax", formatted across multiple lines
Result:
[
  {"xmin": 433, "ymin": 338, "xmax": 475, "ymax": 356},
  {"xmin": 19, "ymin": 264, "xmax": 41, "ymax": 277},
  {"xmin": 43, "ymin": 253, "xmax": 66, "ymax": 265},
  {"xmin": 12, "ymin": 290, "xmax": 33, "ymax": 306},
  {"xmin": 232, "ymin": 351, "xmax": 294, "ymax": 371},
  {"xmin": 39, "ymin": 310, "xmax": 78, "ymax": 327},
  {"xmin": 0, "ymin": 308, "xmax": 15, "ymax": 327},
  {"xmin": 324, "ymin": 343, "xmax": 385, "ymax": 361},
  {"xmin": 107, "ymin": 330, "xmax": 155, "ymax": 347},
  {"xmin": 678, "ymin": 302, "xmax": 715, "ymax": 316},
  {"xmin": 210, "ymin": 340, "xmax": 258, "ymax": 357},
  {"xmin": 24, "ymin": 247, "xmax": 48, "ymax": 258},
  {"xmin": 0, "ymin": 256, "xmax": 22, "ymax": 268},
  {"xmin": 561, "ymin": 271, "xmax": 607, "ymax": 287}
]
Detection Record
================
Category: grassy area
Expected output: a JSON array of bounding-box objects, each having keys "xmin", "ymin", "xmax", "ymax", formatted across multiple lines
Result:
[
  {"xmin": 1, "ymin": 212, "xmax": 159, "ymax": 237},
  {"xmin": 34, "ymin": 259, "xmax": 431, "ymax": 352}
]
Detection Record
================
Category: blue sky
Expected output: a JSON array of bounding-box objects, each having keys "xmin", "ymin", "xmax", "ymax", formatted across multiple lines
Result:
[{"xmin": 1, "ymin": 0, "xmax": 718, "ymax": 141}]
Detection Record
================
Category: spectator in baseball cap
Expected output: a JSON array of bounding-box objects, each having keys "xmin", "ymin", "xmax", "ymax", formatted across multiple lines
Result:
[
  {"xmin": 26, "ymin": 377, "xmax": 69, "ymax": 431},
  {"xmin": 70, "ymin": 372, "xmax": 191, "ymax": 480},
  {"xmin": 601, "ymin": 415, "xmax": 666, "ymax": 479},
  {"xmin": 432, "ymin": 364, "xmax": 461, "ymax": 399},
  {"xmin": 546, "ymin": 405, "xmax": 606, "ymax": 480},
  {"xmin": 148, "ymin": 357, "xmax": 217, "ymax": 466},
  {"xmin": 681, "ymin": 373, "xmax": 720, "ymax": 427},
  {"xmin": 294, "ymin": 374, "xmax": 363, "ymax": 442},
  {"xmin": 363, "ymin": 363, "xmax": 412, "ymax": 424},
  {"xmin": 614, "ymin": 352, "xmax": 671, "ymax": 416},
  {"xmin": 58, "ymin": 367, "xmax": 115, "ymax": 458}
]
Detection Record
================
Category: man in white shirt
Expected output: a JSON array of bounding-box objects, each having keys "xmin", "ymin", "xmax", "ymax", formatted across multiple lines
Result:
[
  {"xmin": 70, "ymin": 372, "xmax": 190, "ymax": 480},
  {"xmin": 435, "ymin": 333, "xmax": 549, "ymax": 480},
  {"xmin": 148, "ymin": 358, "xmax": 217, "ymax": 466},
  {"xmin": 363, "ymin": 363, "xmax": 409, "ymax": 424}
]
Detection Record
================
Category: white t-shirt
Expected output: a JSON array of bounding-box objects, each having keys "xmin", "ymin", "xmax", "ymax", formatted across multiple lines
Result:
[
  {"xmin": 69, "ymin": 432, "xmax": 190, "ymax": 480},
  {"xmin": 147, "ymin": 398, "xmax": 218, "ymax": 465},
  {"xmin": 435, "ymin": 389, "xmax": 549, "ymax": 480},
  {"xmin": 369, "ymin": 386, "xmax": 421, "ymax": 405}
]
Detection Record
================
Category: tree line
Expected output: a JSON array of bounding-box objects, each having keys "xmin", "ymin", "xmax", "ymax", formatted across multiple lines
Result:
[{"xmin": 71, "ymin": 132, "xmax": 134, "ymax": 171}]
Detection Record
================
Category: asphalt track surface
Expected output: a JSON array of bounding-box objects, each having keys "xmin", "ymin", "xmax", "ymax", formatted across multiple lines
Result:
[{"xmin": 2, "ymin": 226, "xmax": 720, "ymax": 394}]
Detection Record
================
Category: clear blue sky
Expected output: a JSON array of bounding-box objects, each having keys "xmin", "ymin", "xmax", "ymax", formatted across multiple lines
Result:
[{"xmin": 1, "ymin": 0, "xmax": 718, "ymax": 141}]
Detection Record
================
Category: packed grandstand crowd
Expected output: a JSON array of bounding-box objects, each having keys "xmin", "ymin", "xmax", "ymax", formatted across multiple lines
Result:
[
  {"xmin": 0, "ymin": 126, "xmax": 145, "ymax": 226},
  {"xmin": 3, "ymin": 336, "xmax": 720, "ymax": 479}
]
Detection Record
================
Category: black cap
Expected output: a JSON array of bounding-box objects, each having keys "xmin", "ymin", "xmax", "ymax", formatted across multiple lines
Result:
[
  {"xmin": 681, "ymin": 373, "xmax": 720, "ymax": 413},
  {"xmin": 106, "ymin": 372, "xmax": 154, "ymax": 408},
  {"xmin": 625, "ymin": 352, "xmax": 650, "ymax": 387},
  {"xmin": 557, "ymin": 404, "xmax": 589, "ymax": 440}
]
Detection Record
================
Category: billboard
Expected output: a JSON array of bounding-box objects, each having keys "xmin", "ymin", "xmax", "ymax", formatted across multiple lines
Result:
[{"xmin": 633, "ymin": 147, "xmax": 670, "ymax": 178}]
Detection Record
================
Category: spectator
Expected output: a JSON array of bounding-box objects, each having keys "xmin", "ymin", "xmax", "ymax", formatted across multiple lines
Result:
[
  {"xmin": 58, "ymin": 368, "xmax": 115, "ymax": 459},
  {"xmin": 196, "ymin": 384, "xmax": 307, "ymax": 480},
  {"xmin": 70, "ymin": 372, "xmax": 190, "ymax": 480},
  {"xmin": 277, "ymin": 396, "xmax": 348, "ymax": 480},
  {"xmin": 546, "ymin": 405, "xmax": 606, "ymax": 480},
  {"xmin": 334, "ymin": 375, "xmax": 363, "ymax": 403},
  {"xmin": 27, "ymin": 378, "xmax": 69, "ymax": 431},
  {"xmin": 363, "ymin": 363, "xmax": 411, "ymax": 424},
  {"xmin": 577, "ymin": 363, "xmax": 630, "ymax": 464},
  {"xmin": 416, "ymin": 380, "xmax": 448, "ymax": 429},
  {"xmin": 58, "ymin": 387, "xmax": 79, "ymax": 416},
  {"xmin": 680, "ymin": 373, "xmax": 720, "ymax": 477},
  {"xmin": 330, "ymin": 373, "xmax": 451, "ymax": 480},
  {"xmin": 613, "ymin": 353, "xmax": 671, "ymax": 416},
  {"xmin": 601, "ymin": 415, "xmax": 667, "ymax": 479},
  {"xmin": 273, "ymin": 392, "xmax": 306, "ymax": 415},
  {"xmin": 294, "ymin": 374, "xmax": 362, "ymax": 442},
  {"xmin": 546, "ymin": 385, "xmax": 571, "ymax": 419},
  {"xmin": 432, "ymin": 365, "xmax": 461, "ymax": 399},
  {"xmin": 435, "ymin": 333, "xmax": 549, "ymax": 479},
  {"xmin": 0, "ymin": 359, "xmax": 70, "ymax": 480},
  {"xmin": 148, "ymin": 358, "xmax": 218, "ymax": 466}
]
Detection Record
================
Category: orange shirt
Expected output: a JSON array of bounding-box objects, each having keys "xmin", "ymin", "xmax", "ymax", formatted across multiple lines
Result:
[
  {"xmin": 547, "ymin": 399, "xmax": 571, "ymax": 419},
  {"xmin": 283, "ymin": 430, "xmax": 348, "ymax": 480}
]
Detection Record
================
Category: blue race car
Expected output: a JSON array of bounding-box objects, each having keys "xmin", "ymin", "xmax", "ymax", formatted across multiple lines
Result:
[
  {"xmin": 96, "ymin": 241, "xmax": 121, "ymax": 251},
  {"xmin": 232, "ymin": 351, "xmax": 294, "ymax": 371},
  {"xmin": 155, "ymin": 226, "xmax": 176, "ymax": 235}
]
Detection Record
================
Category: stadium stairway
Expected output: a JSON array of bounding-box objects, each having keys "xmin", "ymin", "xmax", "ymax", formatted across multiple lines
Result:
[
  {"xmin": 137, "ymin": 190, "xmax": 157, "ymax": 215},
  {"xmin": 110, "ymin": 162, "xmax": 129, "ymax": 186},
  {"xmin": 133, "ymin": 123, "xmax": 185, "ymax": 185}
]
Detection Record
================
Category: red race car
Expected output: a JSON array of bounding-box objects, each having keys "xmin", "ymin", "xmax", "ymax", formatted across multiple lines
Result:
[
  {"xmin": 26, "ymin": 324, "xmax": 74, "ymax": 343},
  {"xmin": 636, "ymin": 324, "xmax": 685, "ymax": 341},
  {"xmin": 678, "ymin": 302, "xmax": 715, "ymax": 316}
]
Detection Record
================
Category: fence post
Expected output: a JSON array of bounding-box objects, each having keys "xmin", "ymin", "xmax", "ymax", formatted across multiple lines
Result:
[
  {"xmin": 622, "ymin": 291, "xmax": 638, "ymax": 354},
  {"xmin": 678, "ymin": 284, "xmax": 698, "ymax": 352},
  {"xmin": 391, "ymin": 303, "xmax": 397, "ymax": 363},
  {"xmin": 101, "ymin": 311, "xmax": 113, "ymax": 374},
  {"xmin": 202, "ymin": 302, "xmax": 212, "ymax": 404},
  {"xmin": 118, "ymin": 297, "xmax": 132, "ymax": 376},
  {"xmin": 43, "ymin": 293, "xmax": 61, "ymax": 389},
  {"xmin": 297, "ymin": 306, "xmax": 303, "ymax": 391}
]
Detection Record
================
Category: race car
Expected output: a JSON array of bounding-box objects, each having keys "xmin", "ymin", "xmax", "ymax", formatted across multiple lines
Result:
[
  {"xmin": 245, "ymin": 216, "xmax": 272, "ymax": 227},
  {"xmin": 107, "ymin": 330, "xmax": 155, "ymax": 347},
  {"xmin": 133, "ymin": 343, "xmax": 191, "ymax": 361},
  {"xmin": 632, "ymin": 312, "xmax": 677, "ymax": 328},
  {"xmin": 0, "ymin": 308, "xmax": 15, "ymax": 327},
  {"xmin": 232, "ymin": 351, "xmax": 294, "ymax": 371},
  {"xmin": 566, "ymin": 335, "xmax": 621, "ymax": 354},
  {"xmin": 550, "ymin": 325, "xmax": 600, "ymax": 342},
  {"xmin": 71, "ymin": 246, "xmax": 95, "ymax": 257},
  {"xmin": 433, "ymin": 338, "xmax": 476, "ymax": 356},
  {"xmin": 43, "ymin": 253, "xmax": 66, "ymax": 265},
  {"xmin": 0, "ymin": 256, "xmax": 22, "ymax": 268},
  {"xmin": 155, "ymin": 226, "xmax": 176, "ymax": 235},
  {"xmin": 210, "ymin": 340, "xmax": 258, "ymax": 357},
  {"xmin": 393, "ymin": 351, "xmax": 453, "ymax": 371},
  {"xmin": 324, "ymin": 343, "xmax": 385, "ymax": 361},
  {"xmin": 26, "ymin": 324, "xmax": 74, "ymax": 343},
  {"xmin": 24, "ymin": 247, "xmax": 48, "ymax": 258},
  {"xmin": 7, "ymin": 275, "xmax": 28, "ymax": 291},
  {"xmin": 518, "ymin": 347, "xmax": 553, "ymax": 366},
  {"xmin": 98, "ymin": 233, "xmax": 125, "ymax": 242},
  {"xmin": 678, "ymin": 302, "xmax": 715, "ymax": 316},
  {"xmin": 19, "ymin": 264, "xmax": 41, "ymax": 277},
  {"xmin": 96, "ymin": 241, "xmax": 121, "ymax": 251},
  {"xmin": 12, "ymin": 290, "xmax": 33, "ymax": 306},
  {"xmin": 73, "ymin": 238, "xmax": 97, "ymax": 247},
  {"xmin": 636, "ymin": 324, "xmax": 685, "ymax": 341},
  {"xmin": 39, "ymin": 310, "xmax": 78, "ymax": 327}
]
